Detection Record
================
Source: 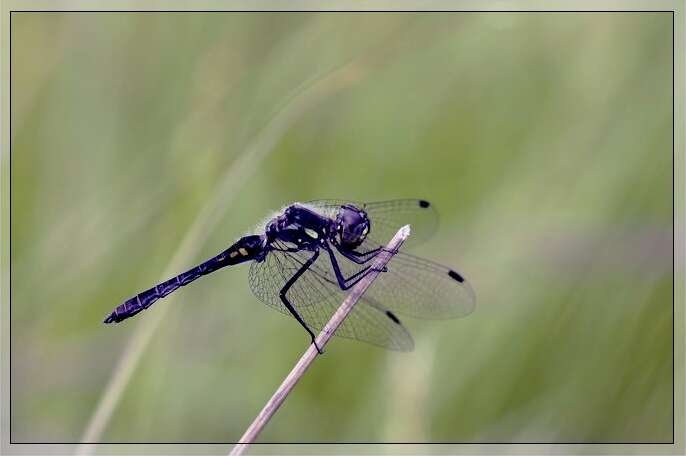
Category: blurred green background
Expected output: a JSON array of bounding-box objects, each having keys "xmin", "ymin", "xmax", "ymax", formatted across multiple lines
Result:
[{"xmin": 10, "ymin": 12, "xmax": 673, "ymax": 443}]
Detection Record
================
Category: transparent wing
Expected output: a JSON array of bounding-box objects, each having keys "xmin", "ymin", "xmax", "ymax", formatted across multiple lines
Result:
[
  {"xmin": 248, "ymin": 237, "xmax": 476, "ymax": 350},
  {"xmin": 248, "ymin": 240, "xmax": 414, "ymax": 351},
  {"xmin": 366, "ymin": 251, "xmax": 476, "ymax": 319},
  {"xmin": 303, "ymin": 199, "xmax": 438, "ymax": 247},
  {"xmin": 311, "ymin": 241, "xmax": 476, "ymax": 319}
]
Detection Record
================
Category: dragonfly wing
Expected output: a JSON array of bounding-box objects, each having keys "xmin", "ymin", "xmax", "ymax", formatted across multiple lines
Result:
[
  {"xmin": 255, "ymin": 241, "xmax": 476, "ymax": 319},
  {"xmin": 309, "ymin": 242, "xmax": 476, "ymax": 320},
  {"xmin": 364, "ymin": 251, "xmax": 476, "ymax": 319},
  {"xmin": 322, "ymin": 241, "xmax": 476, "ymax": 319},
  {"xmin": 255, "ymin": 238, "xmax": 475, "ymax": 319},
  {"xmin": 364, "ymin": 199, "xmax": 438, "ymax": 246},
  {"xmin": 248, "ymin": 242, "xmax": 414, "ymax": 351},
  {"xmin": 304, "ymin": 199, "xmax": 438, "ymax": 247}
]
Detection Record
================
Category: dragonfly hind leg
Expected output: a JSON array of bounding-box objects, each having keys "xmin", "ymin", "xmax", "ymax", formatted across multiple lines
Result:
[{"xmin": 279, "ymin": 249, "xmax": 325, "ymax": 354}]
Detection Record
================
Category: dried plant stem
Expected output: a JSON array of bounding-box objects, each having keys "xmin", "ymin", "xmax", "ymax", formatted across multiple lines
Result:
[{"xmin": 229, "ymin": 225, "xmax": 411, "ymax": 456}]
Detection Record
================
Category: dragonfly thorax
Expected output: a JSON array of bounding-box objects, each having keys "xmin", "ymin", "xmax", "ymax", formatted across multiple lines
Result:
[{"xmin": 264, "ymin": 205, "xmax": 327, "ymax": 248}]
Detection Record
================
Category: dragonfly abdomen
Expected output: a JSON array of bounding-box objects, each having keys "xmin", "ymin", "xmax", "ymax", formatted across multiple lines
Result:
[
  {"xmin": 103, "ymin": 267, "xmax": 204, "ymax": 323},
  {"xmin": 104, "ymin": 235, "xmax": 266, "ymax": 324}
]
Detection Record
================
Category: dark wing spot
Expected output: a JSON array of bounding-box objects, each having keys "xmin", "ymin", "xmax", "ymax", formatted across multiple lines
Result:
[
  {"xmin": 448, "ymin": 270, "xmax": 464, "ymax": 283},
  {"xmin": 386, "ymin": 310, "xmax": 401, "ymax": 324},
  {"xmin": 419, "ymin": 200, "xmax": 430, "ymax": 208}
]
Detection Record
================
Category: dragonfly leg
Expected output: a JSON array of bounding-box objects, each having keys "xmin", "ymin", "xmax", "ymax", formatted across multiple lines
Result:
[
  {"xmin": 323, "ymin": 243, "xmax": 383, "ymax": 291},
  {"xmin": 336, "ymin": 246, "xmax": 380, "ymax": 265},
  {"xmin": 335, "ymin": 245, "xmax": 384, "ymax": 264},
  {"xmin": 337, "ymin": 247, "xmax": 389, "ymax": 273},
  {"xmin": 336, "ymin": 245, "xmax": 396, "ymax": 272},
  {"xmin": 279, "ymin": 248, "xmax": 324, "ymax": 354}
]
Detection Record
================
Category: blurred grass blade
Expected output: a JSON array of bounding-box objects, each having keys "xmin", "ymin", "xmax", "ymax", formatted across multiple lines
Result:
[{"xmin": 76, "ymin": 59, "xmax": 367, "ymax": 452}]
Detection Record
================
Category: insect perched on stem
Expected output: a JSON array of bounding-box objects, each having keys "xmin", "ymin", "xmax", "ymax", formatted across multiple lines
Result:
[{"xmin": 104, "ymin": 199, "xmax": 475, "ymax": 352}]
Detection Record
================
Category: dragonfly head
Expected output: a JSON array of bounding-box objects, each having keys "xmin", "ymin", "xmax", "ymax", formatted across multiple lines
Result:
[{"xmin": 336, "ymin": 205, "xmax": 370, "ymax": 249}]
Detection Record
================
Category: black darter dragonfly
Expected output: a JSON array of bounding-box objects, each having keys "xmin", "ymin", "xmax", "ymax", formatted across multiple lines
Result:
[{"xmin": 104, "ymin": 199, "xmax": 475, "ymax": 352}]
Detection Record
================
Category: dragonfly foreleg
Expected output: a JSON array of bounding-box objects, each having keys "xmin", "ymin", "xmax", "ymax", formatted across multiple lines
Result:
[
  {"xmin": 336, "ymin": 245, "xmax": 397, "ymax": 266},
  {"xmin": 279, "ymin": 248, "xmax": 324, "ymax": 354},
  {"xmin": 323, "ymin": 242, "xmax": 384, "ymax": 291},
  {"xmin": 336, "ymin": 245, "xmax": 381, "ymax": 265}
]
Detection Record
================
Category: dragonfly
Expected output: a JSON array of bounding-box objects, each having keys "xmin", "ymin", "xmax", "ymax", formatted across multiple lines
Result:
[{"xmin": 104, "ymin": 199, "xmax": 475, "ymax": 352}]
